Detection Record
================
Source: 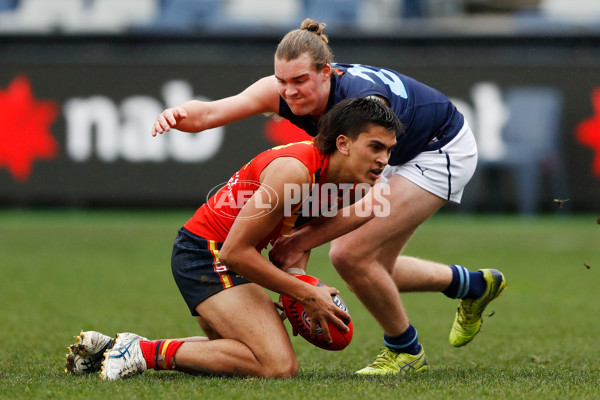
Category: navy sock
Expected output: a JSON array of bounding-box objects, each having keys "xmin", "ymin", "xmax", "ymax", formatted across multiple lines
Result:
[
  {"xmin": 383, "ymin": 324, "xmax": 421, "ymax": 355},
  {"xmin": 443, "ymin": 265, "xmax": 486, "ymax": 299}
]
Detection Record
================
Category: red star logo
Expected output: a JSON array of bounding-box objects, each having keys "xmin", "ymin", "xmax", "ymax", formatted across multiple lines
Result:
[
  {"xmin": 263, "ymin": 117, "xmax": 313, "ymax": 145},
  {"xmin": 0, "ymin": 76, "xmax": 59, "ymax": 182},
  {"xmin": 575, "ymin": 87, "xmax": 600, "ymax": 178}
]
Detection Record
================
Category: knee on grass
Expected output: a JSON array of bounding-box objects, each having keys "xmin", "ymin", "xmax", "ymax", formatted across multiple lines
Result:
[{"xmin": 259, "ymin": 359, "xmax": 298, "ymax": 379}]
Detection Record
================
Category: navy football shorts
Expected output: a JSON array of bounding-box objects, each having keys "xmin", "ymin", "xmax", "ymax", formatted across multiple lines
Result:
[{"xmin": 171, "ymin": 227, "xmax": 251, "ymax": 316}]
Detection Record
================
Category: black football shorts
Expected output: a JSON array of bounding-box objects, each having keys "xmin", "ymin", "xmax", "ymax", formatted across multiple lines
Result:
[{"xmin": 171, "ymin": 227, "xmax": 251, "ymax": 316}]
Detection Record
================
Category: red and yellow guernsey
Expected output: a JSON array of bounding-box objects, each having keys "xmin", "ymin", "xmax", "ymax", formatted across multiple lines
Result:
[{"xmin": 184, "ymin": 141, "xmax": 330, "ymax": 250}]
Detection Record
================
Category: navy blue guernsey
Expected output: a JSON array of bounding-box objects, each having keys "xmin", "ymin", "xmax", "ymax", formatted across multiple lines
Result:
[{"xmin": 278, "ymin": 63, "xmax": 464, "ymax": 166}]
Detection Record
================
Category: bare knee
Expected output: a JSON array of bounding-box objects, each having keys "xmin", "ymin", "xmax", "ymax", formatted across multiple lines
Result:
[
  {"xmin": 329, "ymin": 242, "xmax": 373, "ymax": 295},
  {"xmin": 329, "ymin": 240, "xmax": 366, "ymax": 277},
  {"xmin": 273, "ymin": 359, "xmax": 298, "ymax": 378},
  {"xmin": 254, "ymin": 342, "xmax": 298, "ymax": 378},
  {"xmin": 260, "ymin": 357, "xmax": 298, "ymax": 378}
]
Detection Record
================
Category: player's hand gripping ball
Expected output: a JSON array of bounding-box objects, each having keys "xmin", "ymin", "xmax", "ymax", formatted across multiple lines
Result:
[{"xmin": 281, "ymin": 274, "xmax": 353, "ymax": 350}]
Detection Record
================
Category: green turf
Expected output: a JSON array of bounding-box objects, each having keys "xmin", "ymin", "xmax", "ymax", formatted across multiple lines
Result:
[{"xmin": 1, "ymin": 210, "xmax": 599, "ymax": 399}]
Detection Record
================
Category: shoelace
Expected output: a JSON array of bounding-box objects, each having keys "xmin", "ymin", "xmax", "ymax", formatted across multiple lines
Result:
[
  {"xmin": 457, "ymin": 300, "xmax": 477, "ymax": 323},
  {"xmin": 457, "ymin": 284, "xmax": 495, "ymax": 325},
  {"xmin": 367, "ymin": 349, "xmax": 396, "ymax": 368}
]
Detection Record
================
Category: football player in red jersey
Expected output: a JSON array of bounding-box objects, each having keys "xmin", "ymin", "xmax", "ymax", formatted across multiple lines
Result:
[{"xmin": 66, "ymin": 98, "xmax": 399, "ymax": 380}]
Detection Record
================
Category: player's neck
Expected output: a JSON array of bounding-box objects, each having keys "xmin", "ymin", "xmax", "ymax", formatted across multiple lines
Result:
[{"xmin": 326, "ymin": 152, "xmax": 350, "ymax": 184}]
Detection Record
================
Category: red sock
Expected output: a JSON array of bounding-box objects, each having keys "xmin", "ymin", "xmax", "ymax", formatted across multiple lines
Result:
[{"xmin": 140, "ymin": 340, "xmax": 185, "ymax": 370}]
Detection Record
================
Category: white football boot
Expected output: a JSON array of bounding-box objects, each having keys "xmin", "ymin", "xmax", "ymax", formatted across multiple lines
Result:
[
  {"xmin": 65, "ymin": 331, "xmax": 115, "ymax": 375},
  {"xmin": 100, "ymin": 332, "xmax": 147, "ymax": 381}
]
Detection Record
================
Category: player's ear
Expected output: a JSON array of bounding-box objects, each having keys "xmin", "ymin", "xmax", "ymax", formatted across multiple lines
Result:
[
  {"xmin": 336, "ymin": 135, "xmax": 350, "ymax": 155},
  {"xmin": 321, "ymin": 64, "xmax": 331, "ymax": 81}
]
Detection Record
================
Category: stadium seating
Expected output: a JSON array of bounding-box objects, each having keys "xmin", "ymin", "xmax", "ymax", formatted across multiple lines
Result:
[
  {"xmin": 0, "ymin": 0, "xmax": 84, "ymax": 32},
  {"xmin": 224, "ymin": 0, "xmax": 300, "ymax": 30},
  {"xmin": 0, "ymin": 0, "xmax": 159, "ymax": 33},
  {"xmin": 302, "ymin": 0, "xmax": 360, "ymax": 28},
  {"xmin": 148, "ymin": 0, "xmax": 224, "ymax": 32},
  {"xmin": 465, "ymin": 85, "xmax": 570, "ymax": 214},
  {"xmin": 539, "ymin": 0, "xmax": 600, "ymax": 24},
  {"xmin": 74, "ymin": 0, "xmax": 159, "ymax": 33},
  {"xmin": 0, "ymin": 0, "xmax": 17, "ymax": 11}
]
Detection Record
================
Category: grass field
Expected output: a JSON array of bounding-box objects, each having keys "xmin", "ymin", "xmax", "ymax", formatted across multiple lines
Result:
[{"xmin": 0, "ymin": 209, "xmax": 599, "ymax": 399}]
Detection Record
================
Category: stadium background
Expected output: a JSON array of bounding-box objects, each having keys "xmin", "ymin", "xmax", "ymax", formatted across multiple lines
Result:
[
  {"xmin": 1, "ymin": 3, "xmax": 600, "ymax": 398},
  {"xmin": 1, "ymin": 0, "xmax": 599, "ymax": 214}
]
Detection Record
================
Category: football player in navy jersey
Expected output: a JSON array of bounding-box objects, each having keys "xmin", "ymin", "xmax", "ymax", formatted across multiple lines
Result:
[{"xmin": 152, "ymin": 19, "xmax": 507, "ymax": 375}]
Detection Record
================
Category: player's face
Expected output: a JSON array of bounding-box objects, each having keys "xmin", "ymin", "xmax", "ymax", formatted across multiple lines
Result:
[
  {"xmin": 345, "ymin": 125, "xmax": 396, "ymax": 185},
  {"xmin": 274, "ymin": 53, "xmax": 331, "ymax": 117}
]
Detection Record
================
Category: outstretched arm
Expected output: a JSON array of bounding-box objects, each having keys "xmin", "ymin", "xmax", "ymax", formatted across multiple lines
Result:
[{"xmin": 152, "ymin": 76, "xmax": 280, "ymax": 136}]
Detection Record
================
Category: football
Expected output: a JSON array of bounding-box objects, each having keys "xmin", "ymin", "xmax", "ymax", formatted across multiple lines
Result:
[{"xmin": 281, "ymin": 274, "xmax": 353, "ymax": 351}]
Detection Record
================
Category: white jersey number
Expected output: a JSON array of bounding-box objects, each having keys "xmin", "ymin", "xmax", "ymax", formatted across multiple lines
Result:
[{"xmin": 345, "ymin": 64, "xmax": 408, "ymax": 99}]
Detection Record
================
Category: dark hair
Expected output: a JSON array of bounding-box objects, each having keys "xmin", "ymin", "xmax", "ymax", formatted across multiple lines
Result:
[
  {"xmin": 275, "ymin": 18, "xmax": 333, "ymax": 71},
  {"xmin": 314, "ymin": 98, "xmax": 404, "ymax": 154}
]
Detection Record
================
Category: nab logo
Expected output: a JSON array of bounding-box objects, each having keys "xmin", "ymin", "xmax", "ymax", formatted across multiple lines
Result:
[
  {"xmin": 0, "ymin": 76, "xmax": 59, "ymax": 182},
  {"xmin": 1, "ymin": 77, "xmax": 226, "ymax": 183}
]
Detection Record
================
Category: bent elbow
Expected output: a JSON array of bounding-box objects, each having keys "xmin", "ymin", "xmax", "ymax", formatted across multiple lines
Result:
[
  {"xmin": 217, "ymin": 244, "xmax": 234, "ymax": 267},
  {"xmin": 218, "ymin": 242, "xmax": 251, "ymax": 272}
]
